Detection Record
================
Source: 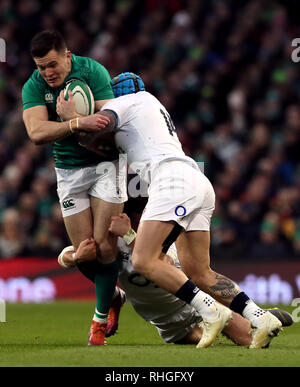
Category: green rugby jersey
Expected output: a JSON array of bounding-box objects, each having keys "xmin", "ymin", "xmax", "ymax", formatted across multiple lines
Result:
[{"xmin": 22, "ymin": 54, "xmax": 115, "ymax": 169}]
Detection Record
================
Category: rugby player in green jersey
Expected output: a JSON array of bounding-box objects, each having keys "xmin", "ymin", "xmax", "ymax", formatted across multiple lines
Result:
[{"xmin": 22, "ymin": 30, "xmax": 127, "ymax": 345}]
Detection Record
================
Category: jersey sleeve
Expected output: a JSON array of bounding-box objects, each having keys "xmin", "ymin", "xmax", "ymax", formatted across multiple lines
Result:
[
  {"xmin": 22, "ymin": 77, "xmax": 45, "ymax": 111},
  {"xmin": 88, "ymin": 60, "xmax": 114, "ymax": 101}
]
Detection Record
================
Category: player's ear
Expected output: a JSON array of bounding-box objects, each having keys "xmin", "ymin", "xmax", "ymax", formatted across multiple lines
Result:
[{"xmin": 65, "ymin": 49, "xmax": 71, "ymax": 61}]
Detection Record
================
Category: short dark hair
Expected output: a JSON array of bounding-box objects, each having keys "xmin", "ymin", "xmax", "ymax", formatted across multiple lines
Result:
[{"xmin": 30, "ymin": 30, "xmax": 66, "ymax": 58}]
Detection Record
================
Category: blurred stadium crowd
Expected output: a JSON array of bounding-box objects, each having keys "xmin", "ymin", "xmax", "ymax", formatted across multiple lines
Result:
[{"xmin": 0, "ymin": 0, "xmax": 300, "ymax": 260}]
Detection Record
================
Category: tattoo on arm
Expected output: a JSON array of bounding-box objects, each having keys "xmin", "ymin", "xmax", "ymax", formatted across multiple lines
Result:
[
  {"xmin": 75, "ymin": 109, "xmax": 118, "ymax": 157},
  {"xmin": 98, "ymin": 109, "xmax": 118, "ymax": 133},
  {"xmin": 209, "ymin": 273, "xmax": 241, "ymax": 300}
]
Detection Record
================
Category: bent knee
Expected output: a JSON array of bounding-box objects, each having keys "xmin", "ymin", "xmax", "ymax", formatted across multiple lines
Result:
[
  {"xmin": 131, "ymin": 254, "xmax": 144, "ymax": 274},
  {"xmin": 132, "ymin": 253, "xmax": 151, "ymax": 277},
  {"xmin": 95, "ymin": 238, "xmax": 118, "ymax": 263}
]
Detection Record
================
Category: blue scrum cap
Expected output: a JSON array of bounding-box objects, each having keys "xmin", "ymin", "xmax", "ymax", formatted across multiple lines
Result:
[{"xmin": 111, "ymin": 72, "xmax": 145, "ymax": 97}]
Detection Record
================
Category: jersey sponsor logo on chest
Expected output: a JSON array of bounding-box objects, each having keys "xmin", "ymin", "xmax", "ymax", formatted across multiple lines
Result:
[{"xmin": 45, "ymin": 92, "xmax": 54, "ymax": 103}]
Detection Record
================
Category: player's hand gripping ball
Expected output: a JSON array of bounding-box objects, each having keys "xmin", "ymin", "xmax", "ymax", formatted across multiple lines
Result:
[{"xmin": 65, "ymin": 79, "xmax": 118, "ymax": 159}]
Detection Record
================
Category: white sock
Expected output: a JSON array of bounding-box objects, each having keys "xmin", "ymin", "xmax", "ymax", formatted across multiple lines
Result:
[
  {"xmin": 242, "ymin": 301, "xmax": 267, "ymax": 326},
  {"xmin": 190, "ymin": 291, "xmax": 218, "ymax": 321},
  {"xmin": 93, "ymin": 308, "xmax": 107, "ymax": 324},
  {"xmin": 112, "ymin": 286, "xmax": 119, "ymax": 300}
]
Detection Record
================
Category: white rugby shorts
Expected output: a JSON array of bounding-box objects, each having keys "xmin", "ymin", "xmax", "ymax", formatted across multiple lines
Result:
[
  {"xmin": 141, "ymin": 160, "xmax": 215, "ymax": 231},
  {"xmin": 56, "ymin": 160, "xmax": 127, "ymax": 217},
  {"xmin": 153, "ymin": 304, "xmax": 202, "ymax": 343}
]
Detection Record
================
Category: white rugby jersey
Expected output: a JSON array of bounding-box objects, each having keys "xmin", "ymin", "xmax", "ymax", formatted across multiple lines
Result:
[
  {"xmin": 102, "ymin": 91, "xmax": 197, "ymax": 177},
  {"xmin": 117, "ymin": 238, "xmax": 194, "ymax": 323}
]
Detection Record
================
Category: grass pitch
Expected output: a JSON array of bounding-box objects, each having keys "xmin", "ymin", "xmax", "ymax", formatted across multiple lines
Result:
[{"xmin": 0, "ymin": 301, "xmax": 299, "ymax": 367}]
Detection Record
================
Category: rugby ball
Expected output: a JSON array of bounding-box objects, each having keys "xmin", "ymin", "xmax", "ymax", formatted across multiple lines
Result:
[{"xmin": 64, "ymin": 79, "xmax": 95, "ymax": 115}]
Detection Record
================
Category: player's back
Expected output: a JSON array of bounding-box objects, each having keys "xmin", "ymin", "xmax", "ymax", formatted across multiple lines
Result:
[
  {"xmin": 103, "ymin": 91, "xmax": 194, "ymax": 170},
  {"xmin": 117, "ymin": 239, "xmax": 189, "ymax": 322}
]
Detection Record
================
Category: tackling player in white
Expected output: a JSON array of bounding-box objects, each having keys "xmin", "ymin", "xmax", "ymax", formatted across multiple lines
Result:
[
  {"xmin": 77, "ymin": 73, "xmax": 283, "ymax": 348},
  {"xmin": 58, "ymin": 213, "xmax": 293, "ymax": 346}
]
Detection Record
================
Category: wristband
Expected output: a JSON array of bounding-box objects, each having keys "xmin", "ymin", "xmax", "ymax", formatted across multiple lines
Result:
[
  {"xmin": 122, "ymin": 229, "xmax": 137, "ymax": 245},
  {"xmin": 58, "ymin": 254, "xmax": 69, "ymax": 268},
  {"xmin": 58, "ymin": 246, "xmax": 75, "ymax": 268},
  {"xmin": 69, "ymin": 117, "xmax": 79, "ymax": 133}
]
